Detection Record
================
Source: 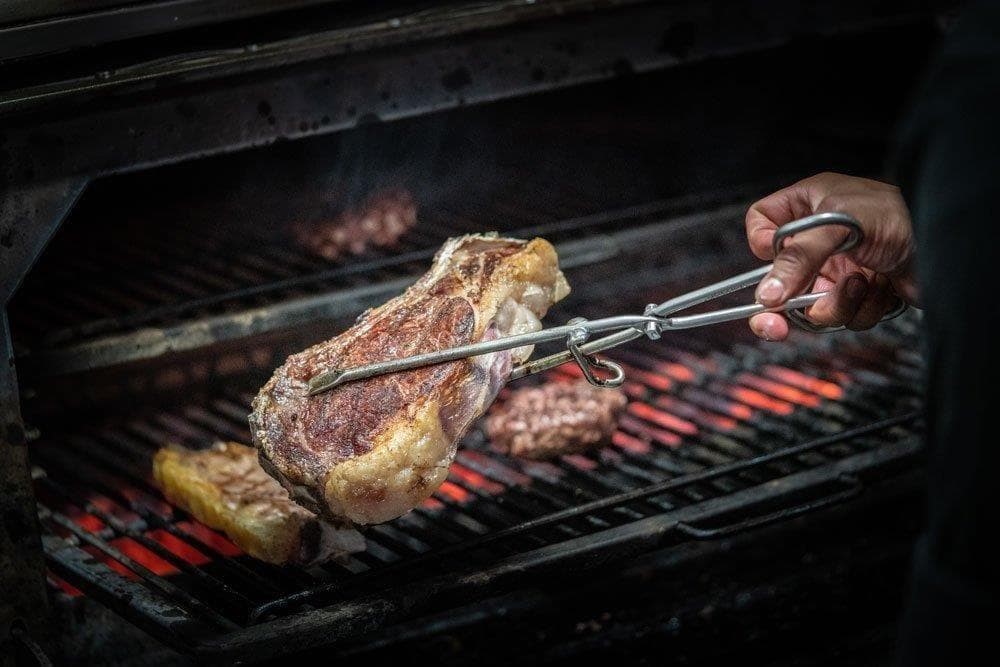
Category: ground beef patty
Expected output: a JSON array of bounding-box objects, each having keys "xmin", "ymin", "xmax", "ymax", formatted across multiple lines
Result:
[
  {"xmin": 291, "ymin": 187, "xmax": 417, "ymax": 260},
  {"xmin": 485, "ymin": 380, "xmax": 627, "ymax": 460}
]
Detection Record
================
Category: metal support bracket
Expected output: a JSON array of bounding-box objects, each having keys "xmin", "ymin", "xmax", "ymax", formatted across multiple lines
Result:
[{"xmin": 0, "ymin": 177, "xmax": 87, "ymax": 660}]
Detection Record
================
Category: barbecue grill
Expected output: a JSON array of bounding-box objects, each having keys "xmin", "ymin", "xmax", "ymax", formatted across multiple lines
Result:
[{"xmin": 1, "ymin": 1, "xmax": 946, "ymax": 664}]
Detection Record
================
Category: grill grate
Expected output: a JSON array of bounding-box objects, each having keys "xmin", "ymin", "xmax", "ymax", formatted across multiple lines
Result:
[
  {"xmin": 33, "ymin": 307, "xmax": 924, "ymax": 655},
  {"xmin": 14, "ymin": 193, "xmax": 756, "ymax": 354},
  {"xmin": 10, "ymin": 117, "xmax": 725, "ymax": 349}
]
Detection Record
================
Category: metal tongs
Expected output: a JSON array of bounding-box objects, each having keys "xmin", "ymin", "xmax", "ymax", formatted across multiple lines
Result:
[{"xmin": 308, "ymin": 212, "xmax": 906, "ymax": 395}]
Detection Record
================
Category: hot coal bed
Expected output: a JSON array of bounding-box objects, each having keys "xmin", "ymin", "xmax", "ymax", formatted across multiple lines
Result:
[{"xmin": 0, "ymin": 2, "xmax": 949, "ymax": 665}]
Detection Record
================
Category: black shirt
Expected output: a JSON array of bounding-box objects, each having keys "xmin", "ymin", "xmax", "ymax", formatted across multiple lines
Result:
[{"xmin": 893, "ymin": 1, "xmax": 1000, "ymax": 663}]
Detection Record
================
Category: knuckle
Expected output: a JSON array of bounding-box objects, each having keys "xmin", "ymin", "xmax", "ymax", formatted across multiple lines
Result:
[
  {"xmin": 805, "ymin": 171, "xmax": 834, "ymax": 184},
  {"xmin": 748, "ymin": 230, "xmax": 774, "ymax": 259},
  {"xmin": 776, "ymin": 243, "xmax": 811, "ymax": 271},
  {"xmin": 810, "ymin": 172, "xmax": 847, "ymax": 190},
  {"xmin": 816, "ymin": 193, "xmax": 846, "ymax": 214}
]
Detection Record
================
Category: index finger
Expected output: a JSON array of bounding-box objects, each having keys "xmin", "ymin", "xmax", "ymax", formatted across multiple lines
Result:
[
  {"xmin": 746, "ymin": 210, "xmax": 777, "ymax": 260},
  {"xmin": 745, "ymin": 182, "xmax": 817, "ymax": 260}
]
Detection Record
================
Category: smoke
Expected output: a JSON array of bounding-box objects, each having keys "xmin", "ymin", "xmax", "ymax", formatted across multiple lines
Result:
[{"xmin": 183, "ymin": 105, "xmax": 505, "ymax": 243}]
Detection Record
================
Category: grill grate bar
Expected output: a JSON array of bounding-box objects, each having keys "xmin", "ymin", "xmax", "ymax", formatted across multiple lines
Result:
[
  {"xmin": 392, "ymin": 511, "xmax": 464, "ymax": 549},
  {"xmin": 452, "ymin": 451, "xmax": 601, "ymax": 526},
  {"xmin": 443, "ymin": 475, "xmax": 527, "ymax": 525},
  {"xmin": 366, "ymin": 525, "xmax": 432, "ymax": 556},
  {"xmin": 42, "ymin": 508, "xmax": 241, "ymax": 631}
]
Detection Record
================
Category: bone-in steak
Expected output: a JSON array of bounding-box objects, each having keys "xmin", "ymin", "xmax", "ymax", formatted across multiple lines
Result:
[{"xmin": 250, "ymin": 234, "xmax": 569, "ymax": 524}]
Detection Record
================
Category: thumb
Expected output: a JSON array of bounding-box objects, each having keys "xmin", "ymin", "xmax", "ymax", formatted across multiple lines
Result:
[{"xmin": 756, "ymin": 224, "xmax": 849, "ymax": 306}]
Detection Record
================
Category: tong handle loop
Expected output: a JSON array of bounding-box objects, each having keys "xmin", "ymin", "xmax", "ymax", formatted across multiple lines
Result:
[
  {"xmin": 786, "ymin": 296, "xmax": 908, "ymax": 333},
  {"xmin": 770, "ymin": 212, "xmax": 906, "ymax": 333},
  {"xmin": 771, "ymin": 211, "xmax": 862, "ymax": 257}
]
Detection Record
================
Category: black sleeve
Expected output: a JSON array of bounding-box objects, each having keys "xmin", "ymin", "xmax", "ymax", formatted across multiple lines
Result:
[{"xmin": 892, "ymin": 2, "xmax": 1000, "ymax": 664}]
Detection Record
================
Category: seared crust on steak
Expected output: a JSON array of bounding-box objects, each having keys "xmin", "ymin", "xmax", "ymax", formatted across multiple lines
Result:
[
  {"xmin": 250, "ymin": 234, "xmax": 569, "ymax": 524},
  {"xmin": 153, "ymin": 442, "xmax": 365, "ymax": 565},
  {"xmin": 486, "ymin": 380, "xmax": 627, "ymax": 460}
]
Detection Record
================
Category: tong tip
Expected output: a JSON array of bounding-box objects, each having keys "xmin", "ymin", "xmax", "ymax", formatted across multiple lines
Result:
[{"xmin": 307, "ymin": 370, "xmax": 344, "ymax": 396}]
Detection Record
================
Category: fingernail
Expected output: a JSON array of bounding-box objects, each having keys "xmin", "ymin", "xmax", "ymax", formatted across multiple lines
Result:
[
  {"xmin": 757, "ymin": 278, "xmax": 785, "ymax": 304},
  {"xmin": 760, "ymin": 319, "xmax": 779, "ymax": 341},
  {"xmin": 845, "ymin": 275, "xmax": 868, "ymax": 300}
]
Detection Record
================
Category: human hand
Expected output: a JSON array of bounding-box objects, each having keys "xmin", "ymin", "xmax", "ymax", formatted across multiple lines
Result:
[{"xmin": 745, "ymin": 172, "xmax": 918, "ymax": 341}]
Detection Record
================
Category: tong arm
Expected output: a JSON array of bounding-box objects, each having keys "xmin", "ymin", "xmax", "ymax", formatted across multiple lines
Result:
[
  {"xmin": 306, "ymin": 211, "xmax": 890, "ymax": 394},
  {"xmin": 308, "ymin": 292, "xmax": 826, "ymax": 394},
  {"xmin": 513, "ymin": 211, "xmax": 866, "ymax": 380},
  {"xmin": 308, "ymin": 313, "xmax": 663, "ymax": 394}
]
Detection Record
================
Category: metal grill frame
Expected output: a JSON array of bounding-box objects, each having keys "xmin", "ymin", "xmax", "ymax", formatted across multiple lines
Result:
[{"xmin": 0, "ymin": 1, "xmax": 947, "ymax": 654}]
